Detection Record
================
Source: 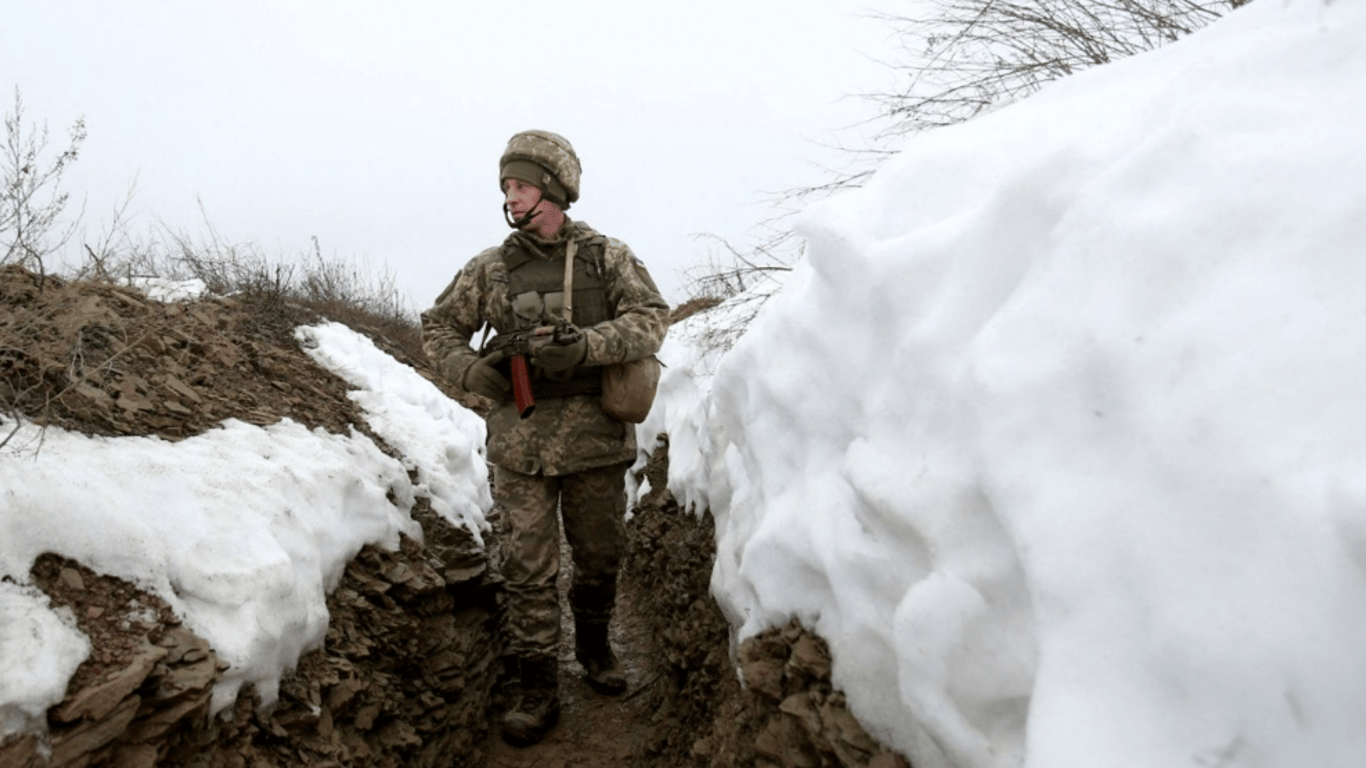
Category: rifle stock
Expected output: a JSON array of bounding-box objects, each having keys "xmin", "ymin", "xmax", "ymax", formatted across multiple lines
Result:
[
  {"xmin": 509, "ymin": 352, "xmax": 536, "ymax": 418},
  {"xmin": 482, "ymin": 321, "xmax": 582, "ymax": 420}
]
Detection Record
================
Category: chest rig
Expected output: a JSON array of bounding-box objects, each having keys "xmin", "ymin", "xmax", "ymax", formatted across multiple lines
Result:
[{"xmin": 499, "ymin": 233, "xmax": 612, "ymax": 397}]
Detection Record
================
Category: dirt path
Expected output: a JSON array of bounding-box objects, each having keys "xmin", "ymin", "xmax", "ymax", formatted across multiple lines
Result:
[{"xmin": 483, "ymin": 535, "xmax": 664, "ymax": 767}]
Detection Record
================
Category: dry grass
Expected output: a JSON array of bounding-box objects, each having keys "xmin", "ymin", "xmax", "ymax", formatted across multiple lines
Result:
[{"xmin": 1, "ymin": 226, "xmax": 429, "ymax": 444}]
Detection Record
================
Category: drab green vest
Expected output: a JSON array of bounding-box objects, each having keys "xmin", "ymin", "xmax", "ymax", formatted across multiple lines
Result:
[
  {"xmin": 502, "ymin": 234, "xmax": 612, "ymax": 329},
  {"xmin": 500, "ymin": 235, "xmax": 610, "ymax": 398}
]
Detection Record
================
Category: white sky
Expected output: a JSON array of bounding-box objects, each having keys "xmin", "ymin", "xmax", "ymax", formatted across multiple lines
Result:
[
  {"xmin": 2, "ymin": 1, "xmax": 900, "ymax": 307},
  {"xmin": 5, "ymin": 1, "xmax": 1364, "ymax": 766}
]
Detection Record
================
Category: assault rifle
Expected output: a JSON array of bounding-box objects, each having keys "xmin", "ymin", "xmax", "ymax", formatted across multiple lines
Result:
[{"xmin": 481, "ymin": 321, "xmax": 583, "ymax": 419}]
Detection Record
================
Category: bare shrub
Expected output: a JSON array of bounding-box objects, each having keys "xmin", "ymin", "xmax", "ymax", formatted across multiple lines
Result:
[
  {"xmin": 672, "ymin": 234, "xmax": 793, "ymax": 353},
  {"xmin": 1, "ymin": 88, "xmax": 87, "ymax": 283},
  {"xmin": 685, "ymin": 0, "xmax": 1246, "ymax": 345},
  {"xmin": 69, "ymin": 197, "xmax": 423, "ymax": 360},
  {"xmin": 146, "ymin": 222, "xmax": 423, "ymax": 359},
  {"xmin": 864, "ymin": 0, "xmax": 1243, "ymax": 138}
]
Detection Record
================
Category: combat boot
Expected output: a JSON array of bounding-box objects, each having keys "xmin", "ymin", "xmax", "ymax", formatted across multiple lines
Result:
[
  {"xmin": 502, "ymin": 654, "xmax": 560, "ymax": 746},
  {"xmin": 575, "ymin": 619, "xmax": 627, "ymax": 695}
]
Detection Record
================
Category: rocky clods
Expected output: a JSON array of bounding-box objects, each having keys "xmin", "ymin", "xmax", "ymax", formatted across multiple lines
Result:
[
  {"xmin": 159, "ymin": 512, "xmax": 501, "ymax": 768},
  {"xmin": 2, "ymin": 515, "xmax": 499, "ymax": 768},
  {"xmin": 1, "ymin": 556, "xmax": 220, "ymax": 768},
  {"xmin": 0, "ymin": 265, "xmax": 379, "ymax": 442},
  {"xmin": 736, "ymin": 621, "xmax": 909, "ymax": 768}
]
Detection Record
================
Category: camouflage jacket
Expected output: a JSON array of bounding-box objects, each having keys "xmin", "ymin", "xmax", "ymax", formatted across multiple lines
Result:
[{"xmin": 421, "ymin": 219, "xmax": 669, "ymax": 476}]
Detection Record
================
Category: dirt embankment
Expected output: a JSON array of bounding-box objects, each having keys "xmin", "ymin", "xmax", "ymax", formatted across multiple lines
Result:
[
  {"xmin": 0, "ymin": 266, "xmax": 908, "ymax": 768},
  {"xmin": 624, "ymin": 440, "xmax": 909, "ymax": 768}
]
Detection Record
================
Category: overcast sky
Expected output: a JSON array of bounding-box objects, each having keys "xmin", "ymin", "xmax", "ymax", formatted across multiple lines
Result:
[{"xmin": 3, "ymin": 2, "xmax": 901, "ymax": 308}]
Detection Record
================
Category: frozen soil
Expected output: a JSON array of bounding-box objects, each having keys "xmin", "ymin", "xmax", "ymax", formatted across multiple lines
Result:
[{"xmin": 0, "ymin": 266, "xmax": 907, "ymax": 768}]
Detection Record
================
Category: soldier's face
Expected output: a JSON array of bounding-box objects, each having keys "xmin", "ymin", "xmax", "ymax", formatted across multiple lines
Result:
[{"xmin": 503, "ymin": 178, "xmax": 544, "ymax": 221}]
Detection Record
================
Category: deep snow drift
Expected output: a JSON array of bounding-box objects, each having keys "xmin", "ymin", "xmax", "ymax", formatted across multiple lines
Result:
[{"xmin": 646, "ymin": 1, "xmax": 1366, "ymax": 766}]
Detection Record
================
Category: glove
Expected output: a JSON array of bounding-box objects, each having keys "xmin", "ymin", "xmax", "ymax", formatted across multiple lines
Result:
[
  {"xmin": 462, "ymin": 351, "xmax": 511, "ymax": 401},
  {"xmin": 532, "ymin": 332, "xmax": 588, "ymax": 373}
]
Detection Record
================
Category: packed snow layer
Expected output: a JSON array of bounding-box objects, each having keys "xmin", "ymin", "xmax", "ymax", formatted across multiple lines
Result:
[
  {"xmin": 296, "ymin": 321, "xmax": 493, "ymax": 542},
  {"xmin": 659, "ymin": 1, "xmax": 1366, "ymax": 766}
]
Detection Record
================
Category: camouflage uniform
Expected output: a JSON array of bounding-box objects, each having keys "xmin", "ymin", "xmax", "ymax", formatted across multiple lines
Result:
[{"xmin": 421, "ymin": 218, "xmax": 668, "ymax": 657}]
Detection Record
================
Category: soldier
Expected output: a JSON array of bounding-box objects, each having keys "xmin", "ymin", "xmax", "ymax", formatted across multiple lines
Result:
[{"xmin": 421, "ymin": 130, "xmax": 669, "ymax": 746}]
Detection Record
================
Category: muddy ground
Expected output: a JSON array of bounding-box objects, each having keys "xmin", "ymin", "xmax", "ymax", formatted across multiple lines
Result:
[{"xmin": 0, "ymin": 265, "xmax": 907, "ymax": 768}]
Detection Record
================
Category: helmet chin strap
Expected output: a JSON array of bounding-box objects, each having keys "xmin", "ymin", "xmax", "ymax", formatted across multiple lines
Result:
[
  {"xmin": 504, "ymin": 188, "xmax": 545, "ymax": 229},
  {"xmin": 504, "ymin": 202, "xmax": 540, "ymax": 229}
]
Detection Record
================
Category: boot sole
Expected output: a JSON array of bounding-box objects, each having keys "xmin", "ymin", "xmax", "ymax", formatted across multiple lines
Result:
[
  {"xmin": 501, "ymin": 706, "xmax": 561, "ymax": 746},
  {"xmin": 584, "ymin": 675, "xmax": 627, "ymax": 696}
]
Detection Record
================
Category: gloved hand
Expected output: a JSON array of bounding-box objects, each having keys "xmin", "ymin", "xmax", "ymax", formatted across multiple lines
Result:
[
  {"xmin": 532, "ymin": 331, "xmax": 588, "ymax": 373},
  {"xmin": 462, "ymin": 351, "xmax": 512, "ymax": 401}
]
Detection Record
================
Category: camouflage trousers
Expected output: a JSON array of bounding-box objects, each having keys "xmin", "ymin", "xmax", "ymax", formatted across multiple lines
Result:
[{"xmin": 494, "ymin": 460, "xmax": 630, "ymax": 658}]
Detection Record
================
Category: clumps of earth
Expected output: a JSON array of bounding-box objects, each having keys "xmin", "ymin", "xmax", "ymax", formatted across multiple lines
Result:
[{"xmin": 0, "ymin": 264, "xmax": 908, "ymax": 768}]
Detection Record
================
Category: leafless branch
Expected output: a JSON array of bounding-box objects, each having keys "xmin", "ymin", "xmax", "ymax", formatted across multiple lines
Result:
[{"xmin": 680, "ymin": 0, "xmax": 1242, "ymax": 354}]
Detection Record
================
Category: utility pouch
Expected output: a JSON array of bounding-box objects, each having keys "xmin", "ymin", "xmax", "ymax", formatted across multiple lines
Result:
[{"xmin": 600, "ymin": 355, "xmax": 661, "ymax": 423}]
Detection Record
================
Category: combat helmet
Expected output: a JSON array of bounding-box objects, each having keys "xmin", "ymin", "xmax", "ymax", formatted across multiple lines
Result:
[{"xmin": 499, "ymin": 130, "xmax": 581, "ymax": 210}]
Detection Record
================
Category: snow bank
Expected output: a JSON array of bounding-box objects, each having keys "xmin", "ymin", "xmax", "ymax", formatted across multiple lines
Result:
[
  {"xmin": 296, "ymin": 321, "xmax": 493, "ymax": 542},
  {"xmin": 0, "ymin": 417, "xmax": 419, "ymax": 713},
  {"xmin": 666, "ymin": 1, "xmax": 1366, "ymax": 766}
]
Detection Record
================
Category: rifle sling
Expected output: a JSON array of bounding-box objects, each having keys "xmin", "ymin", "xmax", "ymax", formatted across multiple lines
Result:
[{"xmin": 562, "ymin": 238, "xmax": 577, "ymax": 322}]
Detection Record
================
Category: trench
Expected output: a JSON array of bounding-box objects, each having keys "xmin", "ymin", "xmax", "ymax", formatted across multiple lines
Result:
[{"xmin": 0, "ymin": 265, "xmax": 904, "ymax": 767}]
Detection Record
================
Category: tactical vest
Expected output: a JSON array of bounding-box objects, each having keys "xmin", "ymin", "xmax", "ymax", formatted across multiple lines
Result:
[{"xmin": 500, "ymin": 234, "xmax": 611, "ymax": 398}]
